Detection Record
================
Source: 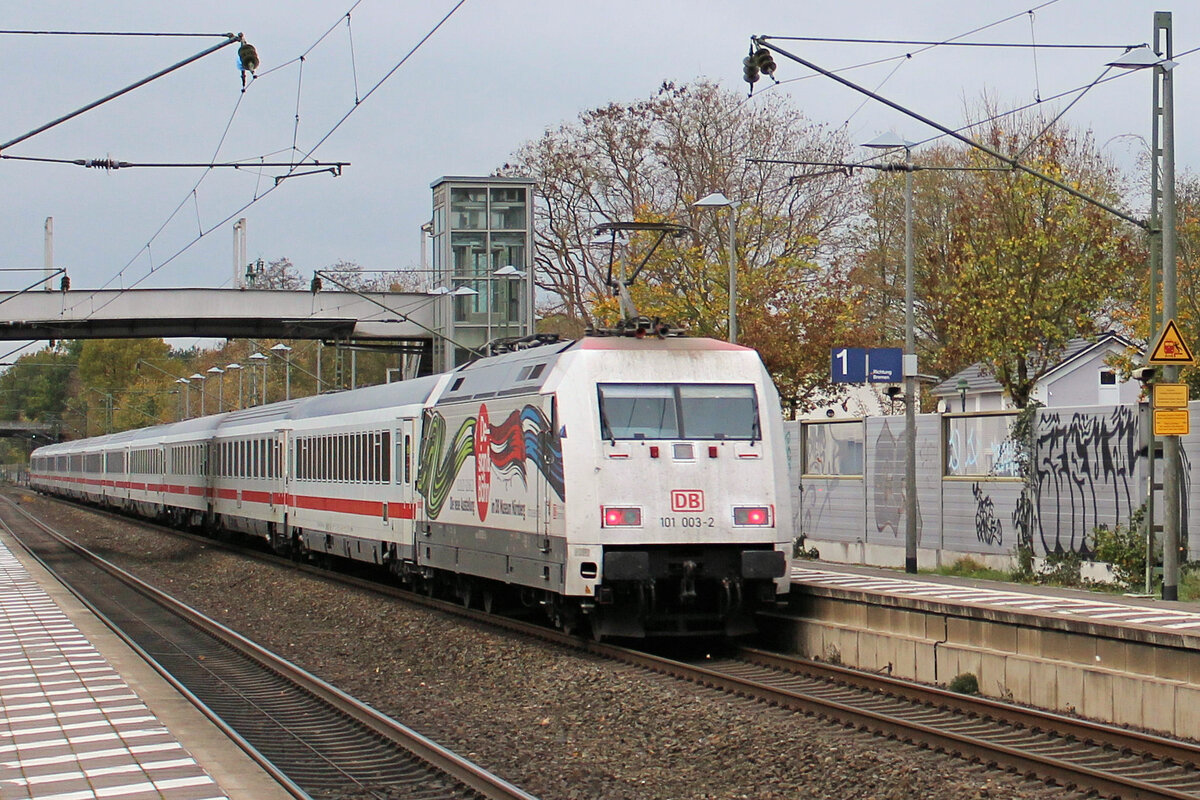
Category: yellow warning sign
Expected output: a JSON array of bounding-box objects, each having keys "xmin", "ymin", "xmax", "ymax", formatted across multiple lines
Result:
[
  {"xmin": 1154, "ymin": 408, "xmax": 1190, "ymax": 436},
  {"xmin": 1154, "ymin": 383, "xmax": 1190, "ymax": 408},
  {"xmin": 1148, "ymin": 319, "xmax": 1195, "ymax": 365}
]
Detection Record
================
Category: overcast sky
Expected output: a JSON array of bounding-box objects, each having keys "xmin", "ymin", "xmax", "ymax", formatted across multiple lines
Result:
[{"xmin": 0, "ymin": 1, "xmax": 1192, "ymax": 304}]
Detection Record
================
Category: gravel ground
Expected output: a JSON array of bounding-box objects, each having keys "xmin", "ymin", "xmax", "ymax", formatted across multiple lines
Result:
[{"xmin": 8, "ymin": 490, "xmax": 1085, "ymax": 800}]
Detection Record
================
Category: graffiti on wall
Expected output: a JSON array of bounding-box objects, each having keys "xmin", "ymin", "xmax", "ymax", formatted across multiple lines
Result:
[
  {"xmin": 872, "ymin": 420, "xmax": 918, "ymax": 539},
  {"xmin": 972, "ymin": 481, "xmax": 1003, "ymax": 546},
  {"xmin": 1028, "ymin": 407, "xmax": 1140, "ymax": 556}
]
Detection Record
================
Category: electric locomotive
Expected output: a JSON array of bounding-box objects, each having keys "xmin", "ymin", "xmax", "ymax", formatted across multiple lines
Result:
[{"xmin": 30, "ymin": 335, "xmax": 793, "ymax": 638}]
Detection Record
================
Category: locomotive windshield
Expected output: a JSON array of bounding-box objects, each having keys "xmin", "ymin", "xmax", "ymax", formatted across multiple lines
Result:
[{"xmin": 597, "ymin": 383, "xmax": 759, "ymax": 441}]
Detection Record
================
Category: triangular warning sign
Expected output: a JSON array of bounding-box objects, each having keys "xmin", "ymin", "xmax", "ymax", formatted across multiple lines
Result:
[{"xmin": 1149, "ymin": 318, "xmax": 1196, "ymax": 365}]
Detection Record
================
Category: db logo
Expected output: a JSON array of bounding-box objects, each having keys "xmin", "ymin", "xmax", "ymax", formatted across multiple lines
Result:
[{"xmin": 671, "ymin": 489, "xmax": 704, "ymax": 512}]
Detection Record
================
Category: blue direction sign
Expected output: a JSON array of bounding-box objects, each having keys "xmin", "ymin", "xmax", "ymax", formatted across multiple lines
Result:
[
  {"xmin": 831, "ymin": 347, "xmax": 867, "ymax": 383},
  {"xmin": 867, "ymin": 348, "xmax": 902, "ymax": 383},
  {"xmin": 831, "ymin": 347, "xmax": 904, "ymax": 384}
]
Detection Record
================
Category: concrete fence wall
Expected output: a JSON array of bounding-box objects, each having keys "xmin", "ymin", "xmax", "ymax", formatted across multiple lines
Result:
[{"xmin": 788, "ymin": 402, "xmax": 1197, "ymax": 568}]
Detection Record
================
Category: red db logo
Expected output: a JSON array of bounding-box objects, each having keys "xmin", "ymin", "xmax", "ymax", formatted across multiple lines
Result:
[{"xmin": 671, "ymin": 490, "xmax": 704, "ymax": 512}]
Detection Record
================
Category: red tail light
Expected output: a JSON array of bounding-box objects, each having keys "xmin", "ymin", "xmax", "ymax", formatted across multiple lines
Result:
[
  {"xmin": 602, "ymin": 506, "xmax": 642, "ymax": 527},
  {"xmin": 733, "ymin": 506, "xmax": 772, "ymax": 526}
]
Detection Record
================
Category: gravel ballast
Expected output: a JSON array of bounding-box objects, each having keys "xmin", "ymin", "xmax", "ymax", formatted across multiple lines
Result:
[{"xmin": 8, "ymin": 490, "xmax": 1083, "ymax": 800}]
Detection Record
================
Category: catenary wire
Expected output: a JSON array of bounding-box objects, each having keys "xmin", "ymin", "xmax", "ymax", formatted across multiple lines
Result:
[{"xmin": 74, "ymin": 0, "xmax": 468, "ymax": 321}]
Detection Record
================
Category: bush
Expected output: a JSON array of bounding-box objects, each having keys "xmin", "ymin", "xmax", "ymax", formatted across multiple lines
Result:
[
  {"xmin": 792, "ymin": 538, "xmax": 820, "ymax": 560},
  {"xmin": 1092, "ymin": 514, "xmax": 1147, "ymax": 590},
  {"xmin": 1039, "ymin": 548, "xmax": 1084, "ymax": 587},
  {"xmin": 948, "ymin": 672, "xmax": 979, "ymax": 694}
]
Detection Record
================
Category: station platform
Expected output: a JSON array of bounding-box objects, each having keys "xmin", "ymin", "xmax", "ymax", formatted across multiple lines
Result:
[
  {"xmin": 791, "ymin": 561, "xmax": 1200, "ymax": 638},
  {"xmin": 0, "ymin": 532, "xmax": 292, "ymax": 800},
  {"xmin": 775, "ymin": 561, "xmax": 1200, "ymax": 740}
]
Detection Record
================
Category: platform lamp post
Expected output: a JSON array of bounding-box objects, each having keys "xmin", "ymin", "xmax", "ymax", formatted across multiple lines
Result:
[
  {"xmin": 956, "ymin": 378, "xmax": 969, "ymax": 413},
  {"xmin": 190, "ymin": 373, "xmax": 207, "ymax": 416},
  {"xmin": 174, "ymin": 377, "xmax": 190, "ymax": 420},
  {"xmin": 864, "ymin": 131, "xmax": 919, "ymax": 575},
  {"xmin": 226, "ymin": 363, "xmax": 243, "ymax": 409},
  {"xmin": 271, "ymin": 343, "xmax": 292, "ymax": 401},
  {"xmin": 693, "ymin": 192, "xmax": 740, "ymax": 344},
  {"xmin": 249, "ymin": 352, "xmax": 268, "ymax": 405},
  {"xmin": 1108, "ymin": 23, "xmax": 1181, "ymax": 599},
  {"xmin": 207, "ymin": 366, "xmax": 224, "ymax": 412}
]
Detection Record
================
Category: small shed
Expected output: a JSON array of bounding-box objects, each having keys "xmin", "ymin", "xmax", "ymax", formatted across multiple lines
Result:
[{"xmin": 930, "ymin": 333, "xmax": 1142, "ymax": 412}]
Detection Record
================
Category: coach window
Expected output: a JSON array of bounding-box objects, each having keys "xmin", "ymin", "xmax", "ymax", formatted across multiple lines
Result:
[{"xmin": 381, "ymin": 431, "xmax": 391, "ymax": 482}]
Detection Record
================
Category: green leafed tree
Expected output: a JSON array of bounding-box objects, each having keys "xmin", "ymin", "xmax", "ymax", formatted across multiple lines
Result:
[{"xmin": 0, "ymin": 344, "xmax": 79, "ymax": 445}]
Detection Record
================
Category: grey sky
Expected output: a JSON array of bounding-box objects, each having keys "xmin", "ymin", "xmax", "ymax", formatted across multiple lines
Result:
[{"xmin": 0, "ymin": 1, "xmax": 1190, "ymax": 302}]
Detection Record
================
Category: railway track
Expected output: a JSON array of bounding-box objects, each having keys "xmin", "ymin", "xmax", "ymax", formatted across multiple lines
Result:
[
  {"xmin": 0, "ymin": 494, "xmax": 538, "ymax": 800},
  {"xmin": 13, "ymin": 491, "xmax": 1200, "ymax": 799}
]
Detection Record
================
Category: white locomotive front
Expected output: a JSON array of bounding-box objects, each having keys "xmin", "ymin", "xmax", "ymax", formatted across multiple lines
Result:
[{"xmin": 29, "ymin": 335, "xmax": 792, "ymax": 639}]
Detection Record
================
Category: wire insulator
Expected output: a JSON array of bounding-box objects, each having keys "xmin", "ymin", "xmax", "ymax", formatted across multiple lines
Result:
[{"xmin": 83, "ymin": 157, "xmax": 124, "ymax": 170}]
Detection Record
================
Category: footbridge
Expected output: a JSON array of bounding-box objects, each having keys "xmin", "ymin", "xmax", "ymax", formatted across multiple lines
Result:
[{"xmin": 0, "ymin": 288, "xmax": 437, "ymax": 347}]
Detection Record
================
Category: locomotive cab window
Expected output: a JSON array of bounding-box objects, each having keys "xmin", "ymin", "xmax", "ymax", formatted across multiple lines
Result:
[{"xmin": 598, "ymin": 383, "xmax": 759, "ymax": 441}]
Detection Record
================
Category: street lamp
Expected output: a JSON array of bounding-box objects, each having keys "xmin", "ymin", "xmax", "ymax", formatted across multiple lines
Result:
[
  {"xmin": 190, "ymin": 373, "xmax": 207, "ymax": 416},
  {"xmin": 864, "ymin": 131, "xmax": 918, "ymax": 575},
  {"xmin": 226, "ymin": 363, "xmax": 243, "ymax": 409},
  {"xmin": 1108, "ymin": 23, "xmax": 1181, "ymax": 599},
  {"xmin": 174, "ymin": 377, "xmax": 190, "ymax": 420},
  {"xmin": 693, "ymin": 192, "xmax": 740, "ymax": 344},
  {"xmin": 271, "ymin": 343, "xmax": 292, "ymax": 401},
  {"xmin": 248, "ymin": 352, "xmax": 268, "ymax": 405},
  {"xmin": 207, "ymin": 366, "xmax": 225, "ymax": 412},
  {"xmin": 956, "ymin": 378, "xmax": 969, "ymax": 413}
]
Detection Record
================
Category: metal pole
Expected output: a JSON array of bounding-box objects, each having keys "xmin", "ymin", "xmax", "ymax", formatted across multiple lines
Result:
[
  {"xmin": 904, "ymin": 147, "xmax": 918, "ymax": 574},
  {"xmin": 1159, "ymin": 11, "xmax": 1180, "ymax": 601},
  {"xmin": 1145, "ymin": 14, "xmax": 1164, "ymax": 596},
  {"xmin": 728, "ymin": 208, "xmax": 738, "ymax": 345},
  {"xmin": 285, "ymin": 358, "xmax": 291, "ymax": 400}
]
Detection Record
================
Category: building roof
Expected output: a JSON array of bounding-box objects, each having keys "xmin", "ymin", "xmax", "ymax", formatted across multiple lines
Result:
[{"xmin": 929, "ymin": 332, "xmax": 1140, "ymax": 397}]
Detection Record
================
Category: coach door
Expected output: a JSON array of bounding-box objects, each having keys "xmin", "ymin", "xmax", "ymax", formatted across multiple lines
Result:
[{"xmin": 393, "ymin": 418, "xmax": 419, "ymax": 561}]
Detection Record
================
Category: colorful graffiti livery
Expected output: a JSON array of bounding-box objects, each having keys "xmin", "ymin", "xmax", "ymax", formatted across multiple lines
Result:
[{"xmin": 418, "ymin": 403, "xmax": 565, "ymax": 520}]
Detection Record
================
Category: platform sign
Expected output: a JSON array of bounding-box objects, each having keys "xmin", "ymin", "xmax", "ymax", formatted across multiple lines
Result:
[
  {"xmin": 867, "ymin": 348, "xmax": 902, "ymax": 383},
  {"xmin": 832, "ymin": 347, "xmax": 904, "ymax": 384},
  {"xmin": 1148, "ymin": 319, "xmax": 1196, "ymax": 365},
  {"xmin": 831, "ymin": 347, "xmax": 867, "ymax": 383},
  {"xmin": 1154, "ymin": 408, "xmax": 1190, "ymax": 436}
]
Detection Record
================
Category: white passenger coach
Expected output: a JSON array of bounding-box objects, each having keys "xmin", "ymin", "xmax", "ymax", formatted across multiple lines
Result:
[{"xmin": 31, "ymin": 335, "xmax": 793, "ymax": 638}]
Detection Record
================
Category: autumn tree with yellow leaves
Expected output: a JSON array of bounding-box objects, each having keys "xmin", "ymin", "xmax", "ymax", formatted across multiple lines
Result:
[{"xmin": 854, "ymin": 112, "xmax": 1142, "ymax": 408}]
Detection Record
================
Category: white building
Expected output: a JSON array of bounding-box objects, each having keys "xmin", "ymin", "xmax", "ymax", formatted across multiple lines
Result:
[{"xmin": 929, "ymin": 332, "xmax": 1142, "ymax": 412}]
